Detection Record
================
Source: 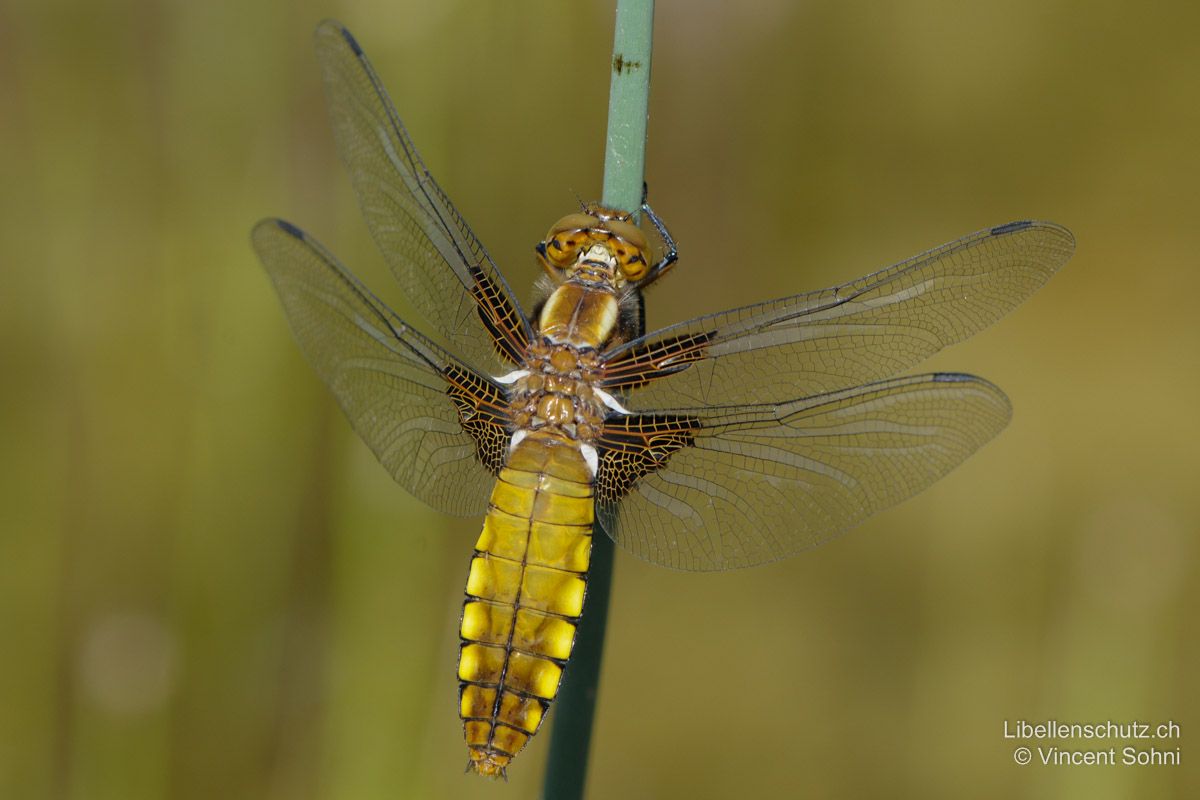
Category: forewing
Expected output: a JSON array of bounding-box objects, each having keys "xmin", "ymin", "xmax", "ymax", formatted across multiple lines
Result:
[
  {"xmin": 602, "ymin": 221, "xmax": 1073, "ymax": 408},
  {"xmin": 314, "ymin": 21, "xmax": 531, "ymax": 374},
  {"xmin": 252, "ymin": 218, "xmax": 510, "ymax": 517},
  {"xmin": 595, "ymin": 373, "xmax": 1010, "ymax": 571}
]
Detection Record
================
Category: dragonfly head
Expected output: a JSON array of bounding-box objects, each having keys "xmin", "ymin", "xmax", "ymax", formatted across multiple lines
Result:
[{"xmin": 536, "ymin": 204, "xmax": 651, "ymax": 286}]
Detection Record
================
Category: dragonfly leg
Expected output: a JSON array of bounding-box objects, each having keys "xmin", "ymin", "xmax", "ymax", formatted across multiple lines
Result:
[{"xmin": 637, "ymin": 186, "xmax": 679, "ymax": 289}]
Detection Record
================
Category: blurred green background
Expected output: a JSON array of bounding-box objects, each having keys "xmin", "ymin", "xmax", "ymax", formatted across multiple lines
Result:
[{"xmin": 2, "ymin": 1, "xmax": 1197, "ymax": 798}]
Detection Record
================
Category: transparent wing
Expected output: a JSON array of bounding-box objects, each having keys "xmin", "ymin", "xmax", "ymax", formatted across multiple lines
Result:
[
  {"xmin": 602, "ymin": 221, "xmax": 1073, "ymax": 408},
  {"xmin": 314, "ymin": 20, "xmax": 532, "ymax": 375},
  {"xmin": 596, "ymin": 373, "xmax": 1011, "ymax": 571},
  {"xmin": 252, "ymin": 218, "xmax": 511, "ymax": 517}
]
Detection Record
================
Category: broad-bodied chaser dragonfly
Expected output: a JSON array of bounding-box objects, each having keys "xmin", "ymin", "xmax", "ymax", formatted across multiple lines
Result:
[{"xmin": 252, "ymin": 21, "xmax": 1073, "ymax": 778}]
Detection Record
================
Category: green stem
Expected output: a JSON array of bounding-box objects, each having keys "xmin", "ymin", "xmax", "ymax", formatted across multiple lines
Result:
[
  {"xmin": 601, "ymin": 0, "xmax": 657, "ymax": 219},
  {"xmin": 540, "ymin": 2, "xmax": 655, "ymax": 798},
  {"xmin": 538, "ymin": 520, "xmax": 614, "ymax": 800}
]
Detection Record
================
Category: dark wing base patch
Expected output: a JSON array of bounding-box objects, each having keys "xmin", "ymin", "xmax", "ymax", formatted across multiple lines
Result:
[
  {"xmin": 595, "ymin": 413, "xmax": 702, "ymax": 503},
  {"xmin": 599, "ymin": 331, "xmax": 714, "ymax": 392},
  {"xmin": 443, "ymin": 364, "xmax": 512, "ymax": 475},
  {"xmin": 469, "ymin": 265, "xmax": 530, "ymax": 366}
]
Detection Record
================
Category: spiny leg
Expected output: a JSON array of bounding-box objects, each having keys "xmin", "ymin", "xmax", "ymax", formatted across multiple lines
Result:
[{"xmin": 637, "ymin": 187, "xmax": 679, "ymax": 289}]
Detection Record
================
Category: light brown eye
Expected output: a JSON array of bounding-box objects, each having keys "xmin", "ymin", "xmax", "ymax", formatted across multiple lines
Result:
[
  {"xmin": 605, "ymin": 218, "xmax": 648, "ymax": 252},
  {"xmin": 541, "ymin": 211, "xmax": 605, "ymax": 269},
  {"xmin": 542, "ymin": 233, "xmax": 585, "ymax": 268},
  {"xmin": 547, "ymin": 213, "xmax": 599, "ymax": 240},
  {"xmin": 621, "ymin": 254, "xmax": 648, "ymax": 281}
]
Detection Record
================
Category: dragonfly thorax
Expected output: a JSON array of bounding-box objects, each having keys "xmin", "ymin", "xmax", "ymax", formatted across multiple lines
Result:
[
  {"xmin": 537, "ymin": 279, "xmax": 620, "ymax": 349},
  {"xmin": 509, "ymin": 341, "xmax": 606, "ymax": 446}
]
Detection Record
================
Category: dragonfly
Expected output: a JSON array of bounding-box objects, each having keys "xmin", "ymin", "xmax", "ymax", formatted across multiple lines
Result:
[{"xmin": 252, "ymin": 20, "xmax": 1074, "ymax": 779}]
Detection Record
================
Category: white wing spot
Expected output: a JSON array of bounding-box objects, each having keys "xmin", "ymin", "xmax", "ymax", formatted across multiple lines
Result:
[
  {"xmin": 494, "ymin": 369, "xmax": 530, "ymax": 384},
  {"xmin": 580, "ymin": 444, "xmax": 599, "ymax": 477},
  {"xmin": 594, "ymin": 389, "xmax": 631, "ymax": 415}
]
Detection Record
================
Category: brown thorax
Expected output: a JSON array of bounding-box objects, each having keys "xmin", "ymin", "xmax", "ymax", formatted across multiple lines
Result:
[{"xmin": 509, "ymin": 341, "xmax": 607, "ymax": 444}]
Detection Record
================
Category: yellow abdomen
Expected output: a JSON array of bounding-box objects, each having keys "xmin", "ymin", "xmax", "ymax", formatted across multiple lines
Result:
[{"xmin": 458, "ymin": 433, "xmax": 594, "ymax": 777}]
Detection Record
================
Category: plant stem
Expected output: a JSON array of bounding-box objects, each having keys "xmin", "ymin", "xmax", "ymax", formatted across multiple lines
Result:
[
  {"xmin": 601, "ymin": 0, "xmax": 657, "ymax": 219},
  {"xmin": 540, "ymin": 2, "xmax": 656, "ymax": 798},
  {"xmin": 538, "ymin": 520, "xmax": 614, "ymax": 800}
]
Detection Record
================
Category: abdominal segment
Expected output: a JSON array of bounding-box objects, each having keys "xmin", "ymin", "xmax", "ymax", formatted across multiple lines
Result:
[{"xmin": 458, "ymin": 434, "xmax": 595, "ymax": 777}]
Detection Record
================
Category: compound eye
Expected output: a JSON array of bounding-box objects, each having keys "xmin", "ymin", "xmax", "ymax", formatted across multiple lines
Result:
[
  {"xmin": 542, "ymin": 233, "xmax": 584, "ymax": 268},
  {"xmin": 541, "ymin": 213, "xmax": 600, "ymax": 268},
  {"xmin": 602, "ymin": 220, "xmax": 649, "ymax": 281},
  {"xmin": 619, "ymin": 252, "xmax": 649, "ymax": 281},
  {"xmin": 604, "ymin": 218, "xmax": 648, "ymax": 252},
  {"xmin": 552, "ymin": 213, "xmax": 600, "ymax": 234}
]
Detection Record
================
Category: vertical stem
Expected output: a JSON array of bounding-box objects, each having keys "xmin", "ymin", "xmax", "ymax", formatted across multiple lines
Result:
[
  {"xmin": 538, "ymin": 521, "xmax": 614, "ymax": 800},
  {"xmin": 541, "ymin": 2, "xmax": 655, "ymax": 799},
  {"xmin": 601, "ymin": 0, "xmax": 657, "ymax": 219}
]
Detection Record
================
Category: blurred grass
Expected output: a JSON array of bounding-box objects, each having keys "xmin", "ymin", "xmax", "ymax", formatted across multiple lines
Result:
[{"xmin": 1, "ymin": 1, "xmax": 1197, "ymax": 798}]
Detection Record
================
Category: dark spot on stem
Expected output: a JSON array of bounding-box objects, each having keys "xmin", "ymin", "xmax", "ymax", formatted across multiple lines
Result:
[{"xmin": 613, "ymin": 53, "xmax": 642, "ymax": 75}]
